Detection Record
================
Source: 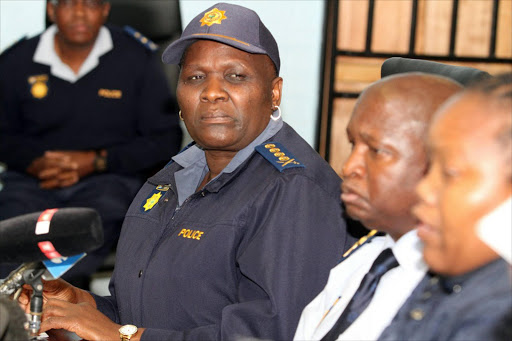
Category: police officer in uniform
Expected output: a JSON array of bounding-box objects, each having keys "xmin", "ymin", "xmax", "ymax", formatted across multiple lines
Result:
[
  {"xmin": 0, "ymin": 0, "xmax": 182, "ymax": 288},
  {"xmin": 294, "ymin": 73, "xmax": 462, "ymax": 341},
  {"xmin": 17, "ymin": 3, "xmax": 354, "ymax": 341}
]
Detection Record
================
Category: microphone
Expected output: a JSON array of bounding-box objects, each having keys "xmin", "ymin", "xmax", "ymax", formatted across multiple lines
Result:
[{"xmin": 0, "ymin": 207, "xmax": 103, "ymax": 263}]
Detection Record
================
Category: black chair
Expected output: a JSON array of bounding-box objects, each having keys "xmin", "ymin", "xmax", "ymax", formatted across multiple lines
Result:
[
  {"xmin": 107, "ymin": 0, "xmax": 183, "ymax": 92},
  {"xmin": 381, "ymin": 57, "xmax": 491, "ymax": 86}
]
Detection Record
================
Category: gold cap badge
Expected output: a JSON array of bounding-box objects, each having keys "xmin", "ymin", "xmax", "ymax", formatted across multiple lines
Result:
[{"xmin": 200, "ymin": 8, "xmax": 227, "ymax": 27}]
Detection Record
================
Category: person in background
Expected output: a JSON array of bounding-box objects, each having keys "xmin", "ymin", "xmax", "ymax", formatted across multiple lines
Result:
[
  {"xmin": 379, "ymin": 73, "xmax": 512, "ymax": 340},
  {"xmin": 17, "ymin": 3, "xmax": 354, "ymax": 340},
  {"xmin": 294, "ymin": 73, "xmax": 462, "ymax": 340},
  {"xmin": 0, "ymin": 0, "xmax": 182, "ymax": 289}
]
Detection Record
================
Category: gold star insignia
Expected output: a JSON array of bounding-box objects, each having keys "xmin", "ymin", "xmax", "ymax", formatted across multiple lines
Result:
[{"xmin": 200, "ymin": 8, "xmax": 227, "ymax": 27}]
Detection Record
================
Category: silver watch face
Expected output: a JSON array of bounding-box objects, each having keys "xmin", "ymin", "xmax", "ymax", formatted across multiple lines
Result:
[{"xmin": 120, "ymin": 324, "xmax": 138, "ymax": 335}]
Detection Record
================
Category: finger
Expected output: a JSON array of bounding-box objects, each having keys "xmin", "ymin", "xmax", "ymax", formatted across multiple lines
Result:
[
  {"xmin": 57, "ymin": 172, "xmax": 80, "ymax": 188},
  {"xmin": 39, "ymin": 167, "xmax": 61, "ymax": 179},
  {"xmin": 40, "ymin": 178, "xmax": 60, "ymax": 189}
]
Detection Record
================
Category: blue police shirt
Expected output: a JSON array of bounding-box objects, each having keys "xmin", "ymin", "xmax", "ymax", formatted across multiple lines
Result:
[{"xmin": 93, "ymin": 121, "xmax": 355, "ymax": 340}]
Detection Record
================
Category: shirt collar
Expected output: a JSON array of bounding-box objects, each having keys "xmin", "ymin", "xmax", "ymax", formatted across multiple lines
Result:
[
  {"xmin": 171, "ymin": 117, "xmax": 283, "ymax": 206},
  {"xmin": 33, "ymin": 24, "xmax": 113, "ymax": 83},
  {"xmin": 173, "ymin": 117, "xmax": 283, "ymax": 171},
  {"xmin": 390, "ymin": 229, "xmax": 427, "ymax": 272}
]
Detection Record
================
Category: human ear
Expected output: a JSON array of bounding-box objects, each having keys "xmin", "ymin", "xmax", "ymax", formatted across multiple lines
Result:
[{"xmin": 271, "ymin": 77, "xmax": 283, "ymax": 107}]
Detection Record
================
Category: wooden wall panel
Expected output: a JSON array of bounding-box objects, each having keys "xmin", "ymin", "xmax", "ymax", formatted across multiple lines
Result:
[
  {"xmin": 323, "ymin": 0, "xmax": 511, "ymax": 166},
  {"xmin": 372, "ymin": 0, "xmax": 412, "ymax": 54},
  {"xmin": 334, "ymin": 56, "xmax": 384, "ymax": 93},
  {"xmin": 330, "ymin": 98, "xmax": 357, "ymax": 176},
  {"xmin": 338, "ymin": 0, "xmax": 368, "ymax": 51},
  {"xmin": 415, "ymin": 0, "xmax": 452, "ymax": 56},
  {"xmin": 455, "ymin": 0, "xmax": 493, "ymax": 57},
  {"xmin": 496, "ymin": 0, "xmax": 512, "ymax": 58}
]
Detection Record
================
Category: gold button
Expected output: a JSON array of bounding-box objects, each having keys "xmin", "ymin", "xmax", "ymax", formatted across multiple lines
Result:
[
  {"xmin": 274, "ymin": 152, "xmax": 285, "ymax": 157},
  {"xmin": 265, "ymin": 144, "xmax": 275, "ymax": 149},
  {"xmin": 453, "ymin": 284, "xmax": 462, "ymax": 293},
  {"xmin": 269, "ymin": 148, "xmax": 280, "ymax": 153},
  {"xmin": 279, "ymin": 156, "xmax": 290, "ymax": 161},
  {"xmin": 410, "ymin": 308, "xmax": 424, "ymax": 320}
]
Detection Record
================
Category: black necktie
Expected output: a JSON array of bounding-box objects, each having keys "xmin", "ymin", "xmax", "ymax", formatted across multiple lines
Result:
[{"xmin": 321, "ymin": 248, "xmax": 399, "ymax": 341}]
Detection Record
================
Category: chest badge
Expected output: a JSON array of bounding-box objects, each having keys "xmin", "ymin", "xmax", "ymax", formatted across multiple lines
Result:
[
  {"xmin": 28, "ymin": 74, "xmax": 49, "ymax": 99},
  {"xmin": 143, "ymin": 191, "xmax": 162, "ymax": 211}
]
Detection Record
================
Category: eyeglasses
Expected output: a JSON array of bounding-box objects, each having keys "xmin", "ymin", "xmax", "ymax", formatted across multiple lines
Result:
[{"xmin": 52, "ymin": 0, "xmax": 105, "ymax": 9}]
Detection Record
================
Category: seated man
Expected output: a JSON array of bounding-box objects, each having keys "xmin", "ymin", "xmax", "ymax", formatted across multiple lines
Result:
[
  {"xmin": 294, "ymin": 73, "xmax": 462, "ymax": 340},
  {"xmin": 379, "ymin": 73, "xmax": 512, "ymax": 340},
  {"xmin": 0, "ymin": 0, "xmax": 182, "ymax": 288}
]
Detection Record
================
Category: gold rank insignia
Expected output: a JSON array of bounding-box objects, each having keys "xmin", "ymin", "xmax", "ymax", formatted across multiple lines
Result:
[
  {"xmin": 143, "ymin": 191, "xmax": 162, "ymax": 212},
  {"xmin": 28, "ymin": 74, "xmax": 49, "ymax": 99},
  {"xmin": 200, "ymin": 8, "xmax": 227, "ymax": 26},
  {"xmin": 255, "ymin": 142, "xmax": 305, "ymax": 172},
  {"xmin": 343, "ymin": 229, "xmax": 378, "ymax": 258}
]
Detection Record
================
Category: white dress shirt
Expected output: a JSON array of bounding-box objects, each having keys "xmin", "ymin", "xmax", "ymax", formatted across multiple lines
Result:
[
  {"xmin": 294, "ymin": 229, "xmax": 427, "ymax": 341},
  {"xmin": 33, "ymin": 24, "xmax": 113, "ymax": 83}
]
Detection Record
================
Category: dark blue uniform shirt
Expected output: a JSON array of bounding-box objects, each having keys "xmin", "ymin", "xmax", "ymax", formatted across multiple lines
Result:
[
  {"xmin": 93, "ymin": 122, "xmax": 355, "ymax": 340},
  {"xmin": 379, "ymin": 259, "xmax": 512, "ymax": 341},
  {"xmin": 0, "ymin": 24, "xmax": 182, "ymax": 174}
]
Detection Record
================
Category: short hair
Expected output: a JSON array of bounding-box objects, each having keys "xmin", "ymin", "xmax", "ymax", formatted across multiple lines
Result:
[{"xmin": 467, "ymin": 73, "xmax": 512, "ymax": 180}]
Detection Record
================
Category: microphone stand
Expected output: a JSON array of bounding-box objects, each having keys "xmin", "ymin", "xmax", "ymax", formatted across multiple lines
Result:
[
  {"xmin": 0, "ymin": 262, "xmax": 47, "ymax": 337},
  {"xmin": 24, "ymin": 267, "xmax": 46, "ymax": 337}
]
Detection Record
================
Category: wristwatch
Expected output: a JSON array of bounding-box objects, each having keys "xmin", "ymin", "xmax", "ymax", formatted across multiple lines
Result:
[
  {"xmin": 93, "ymin": 149, "xmax": 107, "ymax": 173},
  {"xmin": 119, "ymin": 324, "xmax": 138, "ymax": 341}
]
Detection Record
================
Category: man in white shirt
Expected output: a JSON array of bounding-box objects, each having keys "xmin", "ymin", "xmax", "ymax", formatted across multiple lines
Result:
[{"xmin": 294, "ymin": 73, "xmax": 462, "ymax": 341}]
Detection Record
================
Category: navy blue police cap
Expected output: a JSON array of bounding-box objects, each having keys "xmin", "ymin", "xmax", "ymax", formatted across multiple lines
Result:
[{"xmin": 162, "ymin": 2, "xmax": 280, "ymax": 74}]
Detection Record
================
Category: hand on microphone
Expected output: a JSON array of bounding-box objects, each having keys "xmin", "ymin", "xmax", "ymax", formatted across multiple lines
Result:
[{"xmin": 17, "ymin": 279, "xmax": 146, "ymax": 341}]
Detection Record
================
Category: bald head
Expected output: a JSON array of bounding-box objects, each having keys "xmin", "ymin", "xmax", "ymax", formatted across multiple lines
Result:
[
  {"xmin": 341, "ymin": 73, "xmax": 462, "ymax": 239},
  {"xmin": 356, "ymin": 73, "xmax": 463, "ymax": 143}
]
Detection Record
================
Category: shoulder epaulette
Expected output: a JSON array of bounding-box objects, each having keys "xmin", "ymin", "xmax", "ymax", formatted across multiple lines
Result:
[
  {"xmin": 342, "ymin": 229, "xmax": 378, "ymax": 259},
  {"xmin": 255, "ymin": 142, "xmax": 305, "ymax": 172},
  {"xmin": 123, "ymin": 25, "xmax": 158, "ymax": 52},
  {"xmin": 0, "ymin": 36, "xmax": 27, "ymax": 59}
]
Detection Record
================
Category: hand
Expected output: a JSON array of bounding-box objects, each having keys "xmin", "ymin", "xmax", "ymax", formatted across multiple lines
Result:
[
  {"xmin": 26, "ymin": 150, "xmax": 97, "ymax": 189},
  {"xmin": 17, "ymin": 278, "xmax": 95, "ymax": 314},
  {"xmin": 40, "ymin": 299, "xmax": 120, "ymax": 341}
]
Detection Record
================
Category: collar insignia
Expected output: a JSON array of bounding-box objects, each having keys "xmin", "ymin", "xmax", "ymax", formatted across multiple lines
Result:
[
  {"xmin": 200, "ymin": 8, "xmax": 227, "ymax": 27},
  {"xmin": 142, "ymin": 191, "xmax": 162, "ymax": 212}
]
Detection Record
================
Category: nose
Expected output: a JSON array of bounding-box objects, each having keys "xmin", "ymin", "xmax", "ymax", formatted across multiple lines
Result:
[
  {"xmin": 415, "ymin": 164, "xmax": 438, "ymax": 206},
  {"xmin": 341, "ymin": 146, "xmax": 365, "ymax": 179},
  {"xmin": 201, "ymin": 76, "xmax": 227, "ymax": 103}
]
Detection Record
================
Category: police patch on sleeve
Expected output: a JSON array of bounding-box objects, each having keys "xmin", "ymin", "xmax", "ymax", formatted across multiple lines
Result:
[{"xmin": 255, "ymin": 142, "xmax": 305, "ymax": 172}]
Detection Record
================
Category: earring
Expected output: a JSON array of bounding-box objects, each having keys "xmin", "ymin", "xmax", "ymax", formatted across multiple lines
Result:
[
  {"xmin": 270, "ymin": 106, "xmax": 281, "ymax": 121},
  {"xmin": 179, "ymin": 110, "xmax": 184, "ymax": 121}
]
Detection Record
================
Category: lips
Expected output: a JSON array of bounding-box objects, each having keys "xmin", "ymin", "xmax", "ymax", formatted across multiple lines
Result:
[
  {"xmin": 200, "ymin": 110, "xmax": 233, "ymax": 124},
  {"xmin": 412, "ymin": 204, "xmax": 440, "ymax": 243},
  {"xmin": 341, "ymin": 183, "xmax": 365, "ymax": 204}
]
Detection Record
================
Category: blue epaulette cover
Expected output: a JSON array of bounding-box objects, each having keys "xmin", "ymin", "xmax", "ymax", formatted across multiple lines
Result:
[
  {"xmin": 255, "ymin": 142, "xmax": 305, "ymax": 172},
  {"xmin": 123, "ymin": 25, "xmax": 158, "ymax": 52}
]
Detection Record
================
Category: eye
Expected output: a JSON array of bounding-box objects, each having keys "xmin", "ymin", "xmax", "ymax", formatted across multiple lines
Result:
[
  {"xmin": 227, "ymin": 73, "xmax": 246, "ymax": 81},
  {"xmin": 441, "ymin": 167, "xmax": 460, "ymax": 180}
]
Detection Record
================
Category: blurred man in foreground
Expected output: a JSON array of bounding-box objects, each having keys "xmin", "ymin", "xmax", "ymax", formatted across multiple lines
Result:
[{"xmin": 379, "ymin": 73, "xmax": 512, "ymax": 340}]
